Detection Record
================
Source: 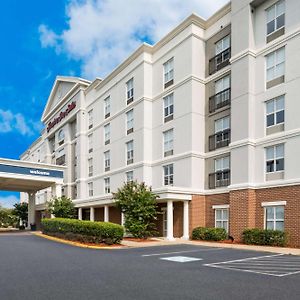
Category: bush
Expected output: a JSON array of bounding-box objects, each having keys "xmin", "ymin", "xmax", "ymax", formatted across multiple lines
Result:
[
  {"xmin": 242, "ymin": 228, "xmax": 287, "ymax": 247},
  {"xmin": 192, "ymin": 227, "xmax": 227, "ymax": 241},
  {"xmin": 41, "ymin": 218, "xmax": 124, "ymax": 245},
  {"xmin": 46, "ymin": 196, "xmax": 76, "ymax": 219}
]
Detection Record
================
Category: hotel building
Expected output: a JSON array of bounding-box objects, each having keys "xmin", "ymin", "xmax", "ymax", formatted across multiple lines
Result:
[{"xmin": 20, "ymin": 0, "xmax": 300, "ymax": 246}]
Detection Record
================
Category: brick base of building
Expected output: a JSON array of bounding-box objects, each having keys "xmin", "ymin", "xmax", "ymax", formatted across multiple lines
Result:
[{"xmin": 191, "ymin": 185, "xmax": 300, "ymax": 248}]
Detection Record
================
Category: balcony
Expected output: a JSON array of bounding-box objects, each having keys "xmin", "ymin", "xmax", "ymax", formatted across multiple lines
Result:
[
  {"xmin": 209, "ymin": 48, "xmax": 231, "ymax": 75},
  {"xmin": 209, "ymin": 169, "xmax": 230, "ymax": 189},
  {"xmin": 209, "ymin": 129, "xmax": 231, "ymax": 151},
  {"xmin": 209, "ymin": 88, "xmax": 231, "ymax": 113}
]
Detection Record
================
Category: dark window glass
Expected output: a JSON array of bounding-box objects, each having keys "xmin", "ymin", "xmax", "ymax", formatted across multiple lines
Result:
[
  {"xmin": 267, "ymin": 20, "xmax": 275, "ymax": 35},
  {"xmin": 277, "ymin": 14, "xmax": 285, "ymax": 29},
  {"xmin": 267, "ymin": 160, "xmax": 274, "ymax": 172},
  {"xmin": 267, "ymin": 114, "xmax": 275, "ymax": 127},
  {"xmin": 276, "ymin": 110, "xmax": 284, "ymax": 124},
  {"xmin": 276, "ymin": 158, "xmax": 284, "ymax": 171}
]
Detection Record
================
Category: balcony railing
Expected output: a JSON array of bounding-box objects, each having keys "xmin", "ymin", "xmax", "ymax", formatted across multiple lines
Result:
[
  {"xmin": 209, "ymin": 48, "xmax": 231, "ymax": 75},
  {"xmin": 209, "ymin": 129, "xmax": 231, "ymax": 151},
  {"xmin": 209, "ymin": 88, "xmax": 231, "ymax": 113},
  {"xmin": 209, "ymin": 169, "xmax": 230, "ymax": 189}
]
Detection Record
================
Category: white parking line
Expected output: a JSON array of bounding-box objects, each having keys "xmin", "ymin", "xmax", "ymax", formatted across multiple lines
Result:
[{"xmin": 142, "ymin": 248, "xmax": 223, "ymax": 257}]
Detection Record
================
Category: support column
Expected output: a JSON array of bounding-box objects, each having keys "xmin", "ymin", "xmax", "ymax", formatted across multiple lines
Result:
[
  {"xmin": 27, "ymin": 192, "xmax": 36, "ymax": 228},
  {"xmin": 90, "ymin": 207, "xmax": 95, "ymax": 222},
  {"xmin": 78, "ymin": 208, "xmax": 82, "ymax": 220},
  {"xmin": 167, "ymin": 200, "xmax": 174, "ymax": 240},
  {"xmin": 104, "ymin": 205, "xmax": 109, "ymax": 222},
  {"xmin": 182, "ymin": 201, "xmax": 189, "ymax": 240},
  {"xmin": 52, "ymin": 184, "xmax": 62, "ymax": 198}
]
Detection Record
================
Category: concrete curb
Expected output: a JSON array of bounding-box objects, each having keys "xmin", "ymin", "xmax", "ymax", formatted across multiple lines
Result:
[{"xmin": 32, "ymin": 232, "xmax": 125, "ymax": 250}]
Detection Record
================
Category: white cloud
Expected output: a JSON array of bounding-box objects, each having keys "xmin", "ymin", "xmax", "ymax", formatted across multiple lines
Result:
[
  {"xmin": 39, "ymin": 0, "xmax": 229, "ymax": 79},
  {"xmin": 0, "ymin": 195, "xmax": 19, "ymax": 208},
  {"xmin": 0, "ymin": 109, "xmax": 38, "ymax": 136}
]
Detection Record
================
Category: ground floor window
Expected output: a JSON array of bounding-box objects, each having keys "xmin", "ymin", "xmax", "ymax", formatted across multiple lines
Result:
[
  {"xmin": 215, "ymin": 208, "xmax": 229, "ymax": 232},
  {"xmin": 265, "ymin": 206, "xmax": 284, "ymax": 231}
]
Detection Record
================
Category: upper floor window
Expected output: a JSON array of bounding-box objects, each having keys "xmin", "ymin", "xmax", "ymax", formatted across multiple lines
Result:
[
  {"xmin": 266, "ymin": 47, "xmax": 285, "ymax": 83},
  {"xmin": 88, "ymin": 134, "xmax": 93, "ymax": 153},
  {"xmin": 88, "ymin": 158, "xmax": 93, "ymax": 177},
  {"xmin": 104, "ymin": 150, "xmax": 110, "ymax": 172},
  {"xmin": 126, "ymin": 171, "xmax": 134, "ymax": 183},
  {"xmin": 163, "ymin": 93, "xmax": 174, "ymax": 123},
  {"xmin": 215, "ymin": 35, "xmax": 230, "ymax": 55},
  {"xmin": 104, "ymin": 177, "xmax": 110, "ymax": 194},
  {"xmin": 58, "ymin": 129, "xmax": 65, "ymax": 146},
  {"xmin": 210, "ymin": 75, "xmax": 231, "ymax": 113},
  {"xmin": 163, "ymin": 164, "xmax": 174, "ymax": 186},
  {"xmin": 104, "ymin": 96, "xmax": 111, "ymax": 119},
  {"xmin": 88, "ymin": 109, "xmax": 93, "ymax": 129},
  {"xmin": 267, "ymin": 1, "xmax": 285, "ymax": 36},
  {"xmin": 164, "ymin": 58, "xmax": 174, "ymax": 88},
  {"xmin": 88, "ymin": 182, "xmax": 93, "ymax": 197},
  {"xmin": 266, "ymin": 144, "xmax": 284, "ymax": 173},
  {"xmin": 215, "ymin": 156, "xmax": 230, "ymax": 172},
  {"xmin": 104, "ymin": 123, "xmax": 110, "ymax": 145},
  {"xmin": 215, "ymin": 116, "xmax": 230, "ymax": 133},
  {"xmin": 266, "ymin": 95, "xmax": 284, "ymax": 127},
  {"xmin": 126, "ymin": 140, "xmax": 134, "ymax": 165},
  {"xmin": 163, "ymin": 129, "xmax": 174, "ymax": 157},
  {"xmin": 265, "ymin": 205, "xmax": 284, "ymax": 231},
  {"xmin": 126, "ymin": 78, "xmax": 134, "ymax": 104},
  {"xmin": 126, "ymin": 109, "xmax": 134, "ymax": 135}
]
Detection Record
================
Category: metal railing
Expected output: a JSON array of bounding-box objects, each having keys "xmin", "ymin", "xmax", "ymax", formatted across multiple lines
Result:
[
  {"xmin": 209, "ymin": 88, "xmax": 231, "ymax": 113},
  {"xmin": 209, "ymin": 169, "xmax": 230, "ymax": 189},
  {"xmin": 209, "ymin": 48, "xmax": 231, "ymax": 75},
  {"xmin": 209, "ymin": 129, "xmax": 231, "ymax": 151}
]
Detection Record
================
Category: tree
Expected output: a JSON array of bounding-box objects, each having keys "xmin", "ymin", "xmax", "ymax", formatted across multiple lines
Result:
[
  {"xmin": 12, "ymin": 202, "xmax": 28, "ymax": 227},
  {"xmin": 113, "ymin": 181, "xmax": 158, "ymax": 238},
  {"xmin": 46, "ymin": 196, "xmax": 76, "ymax": 219},
  {"xmin": 0, "ymin": 206, "xmax": 18, "ymax": 228}
]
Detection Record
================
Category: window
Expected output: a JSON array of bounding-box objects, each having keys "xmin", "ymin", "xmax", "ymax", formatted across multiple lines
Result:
[
  {"xmin": 267, "ymin": 1, "xmax": 285, "ymax": 36},
  {"xmin": 104, "ymin": 177, "xmax": 110, "ymax": 194},
  {"xmin": 163, "ymin": 164, "xmax": 174, "ymax": 186},
  {"xmin": 58, "ymin": 129, "xmax": 65, "ymax": 146},
  {"xmin": 126, "ymin": 109, "xmax": 134, "ymax": 134},
  {"xmin": 163, "ymin": 93, "xmax": 174, "ymax": 122},
  {"xmin": 56, "ymin": 148, "xmax": 66, "ymax": 166},
  {"xmin": 88, "ymin": 109, "xmax": 93, "ymax": 129},
  {"xmin": 104, "ymin": 123, "xmax": 110, "ymax": 145},
  {"xmin": 104, "ymin": 150, "xmax": 110, "ymax": 172},
  {"xmin": 126, "ymin": 140, "xmax": 134, "ymax": 165},
  {"xmin": 88, "ymin": 158, "xmax": 93, "ymax": 177},
  {"xmin": 88, "ymin": 182, "xmax": 93, "ymax": 197},
  {"xmin": 215, "ymin": 35, "xmax": 230, "ymax": 55},
  {"xmin": 214, "ymin": 156, "xmax": 230, "ymax": 187},
  {"xmin": 104, "ymin": 96, "xmax": 111, "ymax": 119},
  {"xmin": 215, "ymin": 116, "xmax": 230, "ymax": 133},
  {"xmin": 266, "ymin": 47, "xmax": 285, "ymax": 82},
  {"xmin": 215, "ymin": 156, "xmax": 230, "ymax": 172},
  {"xmin": 266, "ymin": 144, "xmax": 284, "ymax": 173},
  {"xmin": 266, "ymin": 96, "xmax": 284, "ymax": 127},
  {"xmin": 126, "ymin": 171, "xmax": 133, "ymax": 183},
  {"xmin": 265, "ymin": 206, "xmax": 284, "ymax": 231},
  {"xmin": 88, "ymin": 134, "xmax": 93, "ymax": 153},
  {"xmin": 164, "ymin": 58, "xmax": 174, "ymax": 88},
  {"xmin": 126, "ymin": 78, "xmax": 134, "ymax": 104},
  {"xmin": 215, "ymin": 208, "xmax": 229, "ymax": 232},
  {"xmin": 163, "ymin": 129, "xmax": 174, "ymax": 157}
]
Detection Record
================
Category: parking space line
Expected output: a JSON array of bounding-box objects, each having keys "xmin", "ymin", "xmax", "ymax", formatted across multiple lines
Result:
[{"xmin": 142, "ymin": 247, "xmax": 223, "ymax": 257}]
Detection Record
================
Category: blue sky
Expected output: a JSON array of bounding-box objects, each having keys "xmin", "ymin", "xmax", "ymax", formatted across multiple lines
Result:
[{"xmin": 0, "ymin": 0, "xmax": 227, "ymax": 207}]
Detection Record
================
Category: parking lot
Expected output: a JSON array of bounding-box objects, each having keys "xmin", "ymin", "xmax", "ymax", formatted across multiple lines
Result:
[{"xmin": 0, "ymin": 233, "xmax": 299, "ymax": 299}]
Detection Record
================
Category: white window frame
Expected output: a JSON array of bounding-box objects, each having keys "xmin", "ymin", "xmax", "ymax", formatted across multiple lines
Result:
[
  {"xmin": 266, "ymin": 95, "xmax": 285, "ymax": 128},
  {"xmin": 104, "ymin": 96, "xmax": 111, "ymax": 118},
  {"xmin": 263, "ymin": 204, "xmax": 285, "ymax": 231},
  {"xmin": 104, "ymin": 123, "xmax": 110, "ymax": 144},
  {"xmin": 88, "ymin": 158, "xmax": 93, "ymax": 177},
  {"xmin": 266, "ymin": 0, "xmax": 285, "ymax": 36},
  {"xmin": 266, "ymin": 47, "xmax": 285, "ymax": 82},
  {"xmin": 266, "ymin": 144, "xmax": 284, "ymax": 173},
  {"xmin": 126, "ymin": 109, "xmax": 134, "ymax": 133},
  {"xmin": 88, "ymin": 134, "xmax": 93, "ymax": 152},
  {"xmin": 163, "ymin": 93, "xmax": 174, "ymax": 121},
  {"xmin": 126, "ymin": 140, "xmax": 134, "ymax": 164},
  {"xmin": 215, "ymin": 35, "xmax": 230, "ymax": 55},
  {"xmin": 163, "ymin": 129, "xmax": 174, "ymax": 156},
  {"xmin": 126, "ymin": 78, "xmax": 134, "ymax": 101},
  {"xmin": 104, "ymin": 177, "xmax": 110, "ymax": 194},
  {"xmin": 88, "ymin": 182, "xmax": 93, "ymax": 197},
  {"xmin": 164, "ymin": 58, "xmax": 174, "ymax": 85},
  {"xmin": 88, "ymin": 109, "xmax": 93, "ymax": 129},
  {"xmin": 104, "ymin": 150, "xmax": 110, "ymax": 171},
  {"xmin": 126, "ymin": 170, "xmax": 134, "ymax": 183},
  {"xmin": 163, "ymin": 164, "xmax": 174, "ymax": 186},
  {"xmin": 213, "ymin": 205, "xmax": 229, "ymax": 232},
  {"xmin": 215, "ymin": 116, "xmax": 230, "ymax": 133}
]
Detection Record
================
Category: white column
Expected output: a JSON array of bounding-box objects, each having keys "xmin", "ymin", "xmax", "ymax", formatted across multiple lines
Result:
[
  {"xmin": 52, "ymin": 184, "xmax": 62, "ymax": 198},
  {"xmin": 90, "ymin": 207, "xmax": 95, "ymax": 222},
  {"xmin": 167, "ymin": 200, "xmax": 174, "ymax": 240},
  {"xmin": 104, "ymin": 205, "xmax": 109, "ymax": 222},
  {"xmin": 27, "ymin": 192, "xmax": 36, "ymax": 228},
  {"xmin": 78, "ymin": 208, "xmax": 82, "ymax": 220},
  {"xmin": 182, "ymin": 201, "xmax": 189, "ymax": 240},
  {"xmin": 121, "ymin": 212, "xmax": 125, "ymax": 226}
]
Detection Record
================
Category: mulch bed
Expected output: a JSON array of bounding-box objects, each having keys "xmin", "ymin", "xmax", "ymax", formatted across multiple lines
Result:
[{"xmin": 123, "ymin": 237, "xmax": 157, "ymax": 243}]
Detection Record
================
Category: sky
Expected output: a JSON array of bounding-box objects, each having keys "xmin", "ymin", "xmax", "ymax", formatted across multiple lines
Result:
[{"xmin": 0, "ymin": 0, "xmax": 228, "ymax": 207}]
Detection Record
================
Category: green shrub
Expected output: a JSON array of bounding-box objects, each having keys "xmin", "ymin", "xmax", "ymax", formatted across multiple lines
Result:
[
  {"xmin": 191, "ymin": 227, "xmax": 227, "ymax": 241},
  {"xmin": 242, "ymin": 228, "xmax": 287, "ymax": 247},
  {"xmin": 41, "ymin": 218, "xmax": 124, "ymax": 245}
]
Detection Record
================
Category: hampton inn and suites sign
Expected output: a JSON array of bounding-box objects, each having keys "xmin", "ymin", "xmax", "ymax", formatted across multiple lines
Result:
[{"xmin": 47, "ymin": 101, "xmax": 76, "ymax": 132}]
